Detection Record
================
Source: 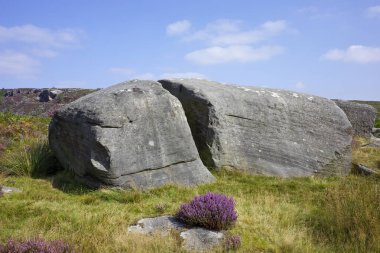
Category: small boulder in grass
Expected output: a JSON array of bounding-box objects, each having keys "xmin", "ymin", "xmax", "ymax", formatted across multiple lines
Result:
[
  {"xmin": 0, "ymin": 238, "xmax": 75, "ymax": 253},
  {"xmin": 176, "ymin": 192, "xmax": 238, "ymax": 230}
]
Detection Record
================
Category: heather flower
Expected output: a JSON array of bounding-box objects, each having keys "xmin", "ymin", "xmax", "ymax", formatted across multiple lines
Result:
[
  {"xmin": 224, "ymin": 235, "xmax": 241, "ymax": 251},
  {"xmin": 0, "ymin": 238, "xmax": 75, "ymax": 253},
  {"xmin": 176, "ymin": 192, "xmax": 237, "ymax": 230}
]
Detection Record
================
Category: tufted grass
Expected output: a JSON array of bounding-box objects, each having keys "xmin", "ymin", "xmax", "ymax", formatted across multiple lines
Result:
[
  {"xmin": 352, "ymin": 137, "xmax": 380, "ymax": 172},
  {"xmin": 1, "ymin": 172, "xmax": 379, "ymax": 252},
  {"xmin": 1, "ymin": 112, "xmax": 380, "ymax": 252}
]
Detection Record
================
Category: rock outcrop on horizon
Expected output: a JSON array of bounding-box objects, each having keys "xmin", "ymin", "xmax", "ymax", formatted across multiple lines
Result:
[
  {"xmin": 334, "ymin": 100, "xmax": 376, "ymax": 138},
  {"xmin": 159, "ymin": 79, "xmax": 353, "ymax": 177},
  {"xmin": 49, "ymin": 80, "xmax": 215, "ymax": 189}
]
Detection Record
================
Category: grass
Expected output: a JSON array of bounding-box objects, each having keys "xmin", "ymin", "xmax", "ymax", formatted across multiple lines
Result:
[
  {"xmin": 352, "ymin": 137, "xmax": 380, "ymax": 172},
  {"xmin": 0, "ymin": 112, "xmax": 58, "ymax": 177},
  {"xmin": 1, "ymin": 172, "xmax": 379, "ymax": 252},
  {"xmin": 0, "ymin": 112, "xmax": 380, "ymax": 252}
]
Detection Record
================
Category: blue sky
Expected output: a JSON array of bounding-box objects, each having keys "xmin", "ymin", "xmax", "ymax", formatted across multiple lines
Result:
[{"xmin": 0, "ymin": 0, "xmax": 380, "ymax": 100}]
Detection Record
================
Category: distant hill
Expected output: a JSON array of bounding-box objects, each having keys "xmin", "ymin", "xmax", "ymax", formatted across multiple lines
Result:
[{"xmin": 0, "ymin": 88, "xmax": 95, "ymax": 117}]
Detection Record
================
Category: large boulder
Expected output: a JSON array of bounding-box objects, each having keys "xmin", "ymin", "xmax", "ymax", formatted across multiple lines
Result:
[
  {"xmin": 333, "ymin": 100, "xmax": 376, "ymax": 138},
  {"xmin": 159, "ymin": 79, "xmax": 353, "ymax": 177},
  {"xmin": 49, "ymin": 80, "xmax": 215, "ymax": 189}
]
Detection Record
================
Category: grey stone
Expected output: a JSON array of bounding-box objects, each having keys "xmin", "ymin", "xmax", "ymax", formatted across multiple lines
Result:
[
  {"xmin": 352, "ymin": 164, "xmax": 378, "ymax": 176},
  {"xmin": 39, "ymin": 90, "xmax": 51, "ymax": 102},
  {"xmin": 373, "ymin": 128, "xmax": 380, "ymax": 138},
  {"xmin": 159, "ymin": 79, "xmax": 353, "ymax": 177},
  {"xmin": 0, "ymin": 186, "xmax": 22, "ymax": 194},
  {"xmin": 128, "ymin": 216, "xmax": 186, "ymax": 235},
  {"xmin": 50, "ymin": 89, "xmax": 63, "ymax": 99},
  {"xmin": 49, "ymin": 80, "xmax": 214, "ymax": 190},
  {"xmin": 334, "ymin": 100, "xmax": 376, "ymax": 138},
  {"xmin": 180, "ymin": 228, "xmax": 224, "ymax": 252}
]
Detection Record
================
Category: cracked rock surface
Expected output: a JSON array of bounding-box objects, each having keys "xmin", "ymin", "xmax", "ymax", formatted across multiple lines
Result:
[
  {"xmin": 128, "ymin": 216, "xmax": 224, "ymax": 252},
  {"xmin": 127, "ymin": 216, "xmax": 186, "ymax": 235},
  {"xmin": 180, "ymin": 228, "xmax": 224, "ymax": 251},
  {"xmin": 159, "ymin": 79, "xmax": 353, "ymax": 177},
  {"xmin": 334, "ymin": 100, "xmax": 376, "ymax": 138},
  {"xmin": 49, "ymin": 80, "xmax": 214, "ymax": 189}
]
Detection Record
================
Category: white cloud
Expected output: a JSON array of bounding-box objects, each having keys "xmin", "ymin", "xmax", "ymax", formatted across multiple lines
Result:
[
  {"xmin": 186, "ymin": 19, "xmax": 288, "ymax": 46},
  {"xmin": 0, "ymin": 24, "xmax": 83, "ymax": 47},
  {"xmin": 322, "ymin": 45, "xmax": 380, "ymax": 63},
  {"xmin": 0, "ymin": 51, "xmax": 40, "ymax": 78},
  {"xmin": 167, "ymin": 19, "xmax": 289, "ymax": 65},
  {"xmin": 185, "ymin": 45, "xmax": 284, "ymax": 65},
  {"xmin": 108, "ymin": 67, "xmax": 135, "ymax": 76},
  {"xmin": 367, "ymin": 5, "xmax": 380, "ymax": 18},
  {"xmin": 166, "ymin": 20, "xmax": 191, "ymax": 35}
]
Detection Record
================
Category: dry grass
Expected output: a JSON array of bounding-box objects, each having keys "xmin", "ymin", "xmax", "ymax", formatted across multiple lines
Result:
[
  {"xmin": 1, "ymin": 172, "xmax": 379, "ymax": 252},
  {"xmin": 1, "ymin": 113, "xmax": 380, "ymax": 252},
  {"xmin": 352, "ymin": 137, "xmax": 380, "ymax": 172}
]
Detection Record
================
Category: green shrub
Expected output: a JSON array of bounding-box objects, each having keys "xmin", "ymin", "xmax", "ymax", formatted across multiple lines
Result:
[
  {"xmin": 0, "ymin": 139, "xmax": 61, "ymax": 177},
  {"xmin": 375, "ymin": 118, "xmax": 380, "ymax": 128}
]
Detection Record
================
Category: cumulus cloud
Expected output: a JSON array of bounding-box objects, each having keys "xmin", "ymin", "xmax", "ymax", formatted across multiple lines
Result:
[
  {"xmin": 322, "ymin": 45, "xmax": 380, "ymax": 63},
  {"xmin": 367, "ymin": 5, "xmax": 380, "ymax": 18},
  {"xmin": 0, "ymin": 24, "xmax": 84, "ymax": 79},
  {"xmin": 166, "ymin": 20, "xmax": 191, "ymax": 35},
  {"xmin": 186, "ymin": 19, "xmax": 288, "ymax": 46},
  {"xmin": 167, "ymin": 19, "xmax": 289, "ymax": 65},
  {"xmin": 0, "ymin": 24, "xmax": 83, "ymax": 47},
  {"xmin": 185, "ymin": 45, "xmax": 284, "ymax": 65},
  {"xmin": 0, "ymin": 51, "xmax": 40, "ymax": 78}
]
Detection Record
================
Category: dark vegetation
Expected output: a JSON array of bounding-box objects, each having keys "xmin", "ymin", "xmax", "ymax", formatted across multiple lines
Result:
[
  {"xmin": 0, "ymin": 238, "xmax": 75, "ymax": 253},
  {"xmin": 0, "ymin": 88, "xmax": 95, "ymax": 117}
]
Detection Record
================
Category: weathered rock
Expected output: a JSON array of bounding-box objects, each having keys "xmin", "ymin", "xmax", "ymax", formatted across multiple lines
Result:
[
  {"xmin": 49, "ymin": 80, "xmax": 214, "ymax": 189},
  {"xmin": 128, "ymin": 216, "xmax": 186, "ymax": 235},
  {"xmin": 4, "ymin": 90, "xmax": 13, "ymax": 97},
  {"xmin": 373, "ymin": 128, "xmax": 380, "ymax": 138},
  {"xmin": 352, "ymin": 164, "xmax": 378, "ymax": 176},
  {"xmin": 0, "ymin": 186, "xmax": 22, "ymax": 194},
  {"xmin": 50, "ymin": 89, "xmax": 63, "ymax": 99},
  {"xmin": 334, "ymin": 100, "xmax": 376, "ymax": 138},
  {"xmin": 128, "ymin": 216, "xmax": 225, "ymax": 251},
  {"xmin": 39, "ymin": 90, "xmax": 51, "ymax": 102},
  {"xmin": 180, "ymin": 228, "xmax": 224, "ymax": 251},
  {"xmin": 159, "ymin": 79, "xmax": 353, "ymax": 177}
]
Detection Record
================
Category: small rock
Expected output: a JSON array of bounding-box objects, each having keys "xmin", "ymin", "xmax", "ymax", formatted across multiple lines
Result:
[
  {"xmin": 39, "ymin": 90, "xmax": 51, "ymax": 102},
  {"xmin": 352, "ymin": 164, "xmax": 378, "ymax": 176},
  {"xmin": 50, "ymin": 89, "xmax": 63, "ymax": 99},
  {"xmin": 4, "ymin": 90, "xmax": 13, "ymax": 97},
  {"xmin": 0, "ymin": 186, "xmax": 22, "ymax": 194},
  {"xmin": 128, "ymin": 216, "xmax": 186, "ymax": 235},
  {"xmin": 180, "ymin": 228, "xmax": 224, "ymax": 252}
]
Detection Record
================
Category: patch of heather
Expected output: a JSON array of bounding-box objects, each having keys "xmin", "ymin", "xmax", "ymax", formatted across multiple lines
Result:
[
  {"xmin": 0, "ymin": 238, "xmax": 75, "ymax": 253},
  {"xmin": 176, "ymin": 192, "xmax": 237, "ymax": 230}
]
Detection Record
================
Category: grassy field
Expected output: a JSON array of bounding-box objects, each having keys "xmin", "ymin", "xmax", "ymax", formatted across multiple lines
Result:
[{"xmin": 0, "ymin": 113, "xmax": 380, "ymax": 253}]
